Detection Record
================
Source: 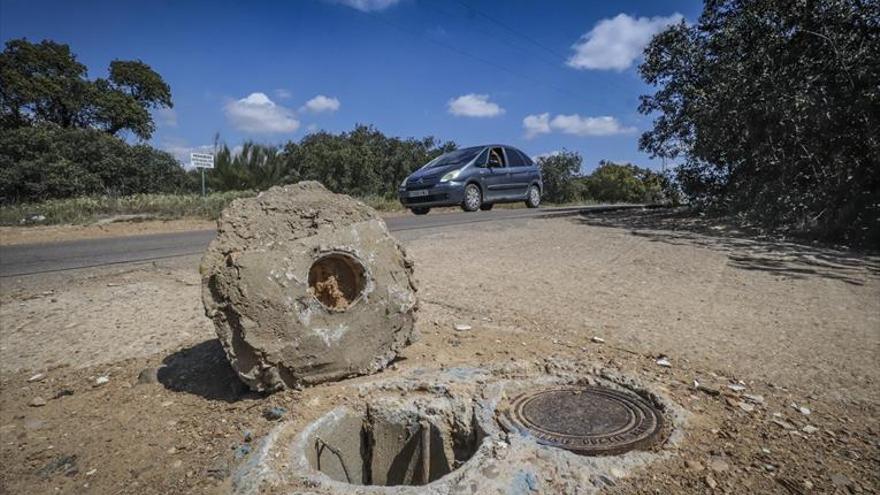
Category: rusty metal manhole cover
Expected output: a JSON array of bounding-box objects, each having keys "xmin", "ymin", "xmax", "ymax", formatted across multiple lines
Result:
[{"xmin": 502, "ymin": 386, "xmax": 663, "ymax": 455}]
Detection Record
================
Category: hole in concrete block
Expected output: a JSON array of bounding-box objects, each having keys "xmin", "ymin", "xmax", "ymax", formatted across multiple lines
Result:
[
  {"xmin": 308, "ymin": 252, "xmax": 366, "ymax": 311},
  {"xmin": 305, "ymin": 403, "xmax": 480, "ymax": 486}
]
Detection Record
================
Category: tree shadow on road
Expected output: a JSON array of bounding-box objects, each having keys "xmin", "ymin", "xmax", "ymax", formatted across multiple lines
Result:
[
  {"xmin": 158, "ymin": 338, "xmax": 260, "ymax": 403},
  {"xmin": 575, "ymin": 208, "xmax": 880, "ymax": 286}
]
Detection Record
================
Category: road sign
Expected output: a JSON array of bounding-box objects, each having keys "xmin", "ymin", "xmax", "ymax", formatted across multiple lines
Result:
[{"xmin": 191, "ymin": 153, "xmax": 214, "ymax": 169}]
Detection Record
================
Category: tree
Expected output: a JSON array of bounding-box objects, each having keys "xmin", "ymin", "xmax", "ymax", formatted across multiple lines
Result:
[
  {"xmin": 0, "ymin": 125, "xmax": 188, "ymax": 203},
  {"xmin": 0, "ymin": 39, "xmax": 172, "ymax": 140},
  {"xmin": 581, "ymin": 161, "xmax": 667, "ymax": 204},
  {"xmin": 536, "ymin": 150, "xmax": 582, "ymax": 203},
  {"xmin": 638, "ymin": 0, "xmax": 880, "ymax": 244}
]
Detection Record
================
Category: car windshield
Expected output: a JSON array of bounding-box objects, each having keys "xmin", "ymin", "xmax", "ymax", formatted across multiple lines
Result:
[{"xmin": 422, "ymin": 147, "xmax": 483, "ymax": 169}]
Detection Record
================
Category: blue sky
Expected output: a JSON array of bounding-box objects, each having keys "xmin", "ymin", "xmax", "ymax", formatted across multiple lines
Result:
[{"xmin": 1, "ymin": 0, "xmax": 701, "ymax": 172}]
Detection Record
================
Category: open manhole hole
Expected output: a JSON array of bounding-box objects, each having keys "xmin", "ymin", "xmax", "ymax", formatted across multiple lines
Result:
[
  {"xmin": 503, "ymin": 386, "xmax": 663, "ymax": 456},
  {"xmin": 308, "ymin": 252, "xmax": 367, "ymax": 311},
  {"xmin": 303, "ymin": 399, "xmax": 481, "ymax": 487}
]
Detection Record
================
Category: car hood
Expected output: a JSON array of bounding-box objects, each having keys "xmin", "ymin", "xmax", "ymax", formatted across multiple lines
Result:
[{"xmin": 407, "ymin": 165, "xmax": 457, "ymax": 183}]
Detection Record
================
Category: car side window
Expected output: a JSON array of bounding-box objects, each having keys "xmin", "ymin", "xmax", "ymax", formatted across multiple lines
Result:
[
  {"xmin": 506, "ymin": 147, "xmax": 526, "ymax": 167},
  {"xmin": 488, "ymin": 147, "xmax": 506, "ymax": 167},
  {"xmin": 516, "ymin": 150, "xmax": 535, "ymax": 167},
  {"xmin": 474, "ymin": 148, "xmax": 489, "ymax": 167}
]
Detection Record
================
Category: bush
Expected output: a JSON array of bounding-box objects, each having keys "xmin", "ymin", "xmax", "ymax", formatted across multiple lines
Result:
[
  {"xmin": 580, "ymin": 161, "xmax": 674, "ymax": 204},
  {"xmin": 536, "ymin": 150, "xmax": 582, "ymax": 203},
  {"xmin": 0, "ymin": 125, "xmax": 189, "ymax": 203}
]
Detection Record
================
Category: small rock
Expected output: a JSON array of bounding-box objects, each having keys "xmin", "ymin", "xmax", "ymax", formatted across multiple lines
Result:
[
  {"xmin": 772, "ymin": 419, "xmax": 795, "ymax": 430},
  {"xmin": 136, "ymin": 367, "xmax": 163, "ymax": 385},
  {"xmin": 27, "ymin": 373, "xmax": 46, "ymax": 383},
  {"xmin": 738, "ymin": 401, "xmax": 755, "ymax": 413},
  {"xmin": 94, "ymin": 376, "xmax": 109, "ymax": 386},
  {"xmin": 802, "ymin": 425, "xmax": 819, "ymax": 434},
  {"xmin": 705, "ymin": 475, "xmax": 718, "ymax": 489},
  {"xmin": 656, "ymin": 357, "xmax": 672, "ymax": 368},
  {"xmin": 29, "ymin": 397, "xmax": 47, "ymax": 407},
  {"xmin": 797, "ymin": 406, "xmax": 811, "ymax": 416},
  {"xmin": 830, "ymin": 473, "xmax": 850, "ymax": 488},
  {"xmin": 262, "ymin": 406, "xmax": 286, "ymax": 421},
  {"xmin": 591, "ymin": 336, "xmax": 605, "ymax": 344},
  {"xmin": 172, "ymin": 460, "xmax": 183, "ymax": 469},
  {"xmin": 709, "ymin": 459, "xmax": 729, "ymax": 473},
  {"xmin": 233, "ymin": 444, "xmax": 252, "ymax": 460},
  {"xmin": 727, "ymin": 383, "xmax": 747, "ymax": 392},
  {"xmin": 52, "ymin": 389, "xmax": 74, "ymax": 399},
  {"xmin": 243, "ymin": 430, "xmax": 253, "ymax": 443},
  {"xmin": 453, "ymin": 323, "xmax": 472, "ymax": 332},
  {"xmin": 743, "ymin": 394, "xmax": 764, "ymax": 404},
  {"xmin": 685, "ymin": 460, "xmax": 704, "ymax": 471},
  {"xmin": 803, "ymin": 480, "xmax": 814, "ymax": 489},
  {"xmin": 85, "ymin": 469, "xmax": 97, "ymax": 476},
  {"xmin": 167, "ymin": 447, "xmax": 177, "ymax": 454},
  {"xmin": 696, "ymin": 384, "xmax": 720, "ymax": 396}
]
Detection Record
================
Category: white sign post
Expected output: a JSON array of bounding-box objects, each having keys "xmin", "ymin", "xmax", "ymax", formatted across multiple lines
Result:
[{"xmin": 191, "ymin": 153, "xmax": 214, "ymax": 197}]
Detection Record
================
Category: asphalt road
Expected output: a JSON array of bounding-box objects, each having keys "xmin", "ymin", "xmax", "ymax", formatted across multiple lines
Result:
[{"xmin": 0, "ymin": 205, "xmax": 638, "ymax": 278}]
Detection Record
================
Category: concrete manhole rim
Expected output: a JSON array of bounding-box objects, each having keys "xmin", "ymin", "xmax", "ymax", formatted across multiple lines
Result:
[
  {"xmin": 502, "ymin": 385, "xmax": 665, "ymax": 456},
  {"xmin": 292, "ymin": 402, "xmax": 499, "ymax": 493},
  {"xmin": 307, "ymin": 249, "xmax": 371, "ymax": 313}
]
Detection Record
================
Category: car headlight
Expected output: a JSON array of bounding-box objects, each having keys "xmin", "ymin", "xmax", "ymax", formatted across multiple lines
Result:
[{"xmin": 440, "ymin": 169, "xmax": 461, "ymax": 182}]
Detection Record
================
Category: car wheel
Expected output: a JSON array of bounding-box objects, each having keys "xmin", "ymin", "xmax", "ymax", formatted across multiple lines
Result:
[
  {"xmin": 462, "ymin": 184, "xmax": 482, "ymax": 212},
  {"xmin": 411, "ymin": 207, "xmax": 430, "ymax": 215},
  {"xmin": 479, "ymin": 203, "xmax": 494, "ymax": 211},
  {"xmin": 525, "ymin": 185, "xmax": 541, "ymax": 208}
]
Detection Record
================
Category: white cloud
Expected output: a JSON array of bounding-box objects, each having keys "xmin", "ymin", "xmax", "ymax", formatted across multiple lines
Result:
[
  {"xmin": 275, "ymin": 88, "xmax": 292, "ymax": 100},
  {"xmin": 523, "ymin": 113, "xmax": 635, "ymax": 139},
  {"xmin": 550, "ymin": 114, "xmax": 635, "ymax": 136},
  {"xmin": 154, "ymin": 107, "xmax": 177, "ymax": 127},
  {"xmin": 224, "ymin": 92, "xmax": 300, "ymax": 134},
  {"xmin": 331, "ymin": 0, "xmax": 401, "ymax": 12},
  {"xmin": 447, "ymin": 93, "xmax": 505, "ymax": 118},
  {"xmin": 567, "ymin": 13, "xmax": 683, "ymax": 71},
  {"xmin": 532, "ymin": 150, "xmax": 561, "ymax": 162},
  {"xmin": 302, "ymin": 95, "xmax": 341, "ymax": 113},
  {"xmin": 523, "ymin": 113, "xmax": 551, "ymax": 138}
]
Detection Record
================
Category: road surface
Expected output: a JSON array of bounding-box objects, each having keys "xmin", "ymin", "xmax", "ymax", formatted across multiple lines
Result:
[{"xmin": 0, "ymin": 205, "xmax": 640, "ymax": 277}]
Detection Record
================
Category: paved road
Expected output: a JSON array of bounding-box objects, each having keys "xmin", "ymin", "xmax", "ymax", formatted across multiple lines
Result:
[{"xmin": 0, "ymin": 205, "xmax": 639, "ymax": 277}]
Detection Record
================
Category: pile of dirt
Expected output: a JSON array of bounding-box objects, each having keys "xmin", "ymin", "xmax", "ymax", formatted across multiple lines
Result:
[{"xmin": 311, "ymin": 275, "xmax": 349, "ymax": 310}]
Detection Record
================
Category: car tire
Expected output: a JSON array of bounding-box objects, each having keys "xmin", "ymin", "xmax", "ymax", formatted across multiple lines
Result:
[
  {"xmin": 462, "ymin": 183, "xmax": 482, "ymax": 212},
  {"xmin": 479, "ymin": 203, "xmax": 494, "ymax": 211},
  {"xmin": 411, "ymin": 207, "xmax": 430, "ymax": 215},
  {"xmin": 525, "ymin": 185, "xmax": 541, "ymax": 208}
]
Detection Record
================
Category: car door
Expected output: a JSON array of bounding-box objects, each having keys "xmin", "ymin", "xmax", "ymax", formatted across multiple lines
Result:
[
  {"xmin": 481, "ymin": 146, "xmax": 509, "ymax": 201},
  {"xmin": 504, "ymin": 147, "xmax": 532, "ymax": 198}
]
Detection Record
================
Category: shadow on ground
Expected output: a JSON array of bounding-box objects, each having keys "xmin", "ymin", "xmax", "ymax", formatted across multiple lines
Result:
[
  {"xmin": 158, "ymin": 338, "xmax": 259, "ymax": 403},
  {"xmin": 576, "ymin": 208, "xmax": 880, "ymax": 286}
]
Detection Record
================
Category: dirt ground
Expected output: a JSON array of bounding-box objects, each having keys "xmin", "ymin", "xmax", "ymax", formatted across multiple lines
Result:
[
  {"xmin": 1, "ymin": 209, "xmax": 878, "ymax": 494},
  {"xmin": 0, "ymin": 218, "xmax": 217, "ymax": 246}
]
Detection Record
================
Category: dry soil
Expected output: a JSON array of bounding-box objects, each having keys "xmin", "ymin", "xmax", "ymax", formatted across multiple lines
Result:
[{"xmin": 1, "ymin": 209, "xmax": 878, "ymax": 494}]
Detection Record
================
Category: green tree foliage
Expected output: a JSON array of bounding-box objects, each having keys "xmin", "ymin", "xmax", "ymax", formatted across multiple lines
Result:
[
  {"xmin": 638, "ymin": 0, "xmax": 880, "ymax": 244},
  {"xmin": 536, "ymin": 150, "xmax": 582, "ymax": 203},
  {"xmin": 580, "ymin": 161, "xmax": 673, "ymax": 204},
  {"xmin": 0, "ymin": 125, "xmax": 188, "ymax": 203},
  {"xmin": 206, "ymin": 141, "xmax": 287, "ymax": 192},
  {"xmin": 0, "ymin": 39, "xmax": 172, "ymax": 139},
  {"xmin": 201, "ymin": 125, "xmax": 456, "ymax": 197}
]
